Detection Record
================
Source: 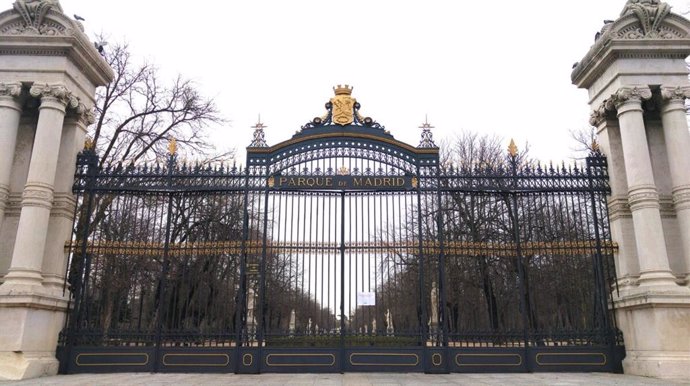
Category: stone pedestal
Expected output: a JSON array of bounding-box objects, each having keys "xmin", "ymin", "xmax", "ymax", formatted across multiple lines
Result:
[
  {"xmin": 0, "ymin": 1, "xmax": 113, "ymax": 381},
  {"xmin": 572, "ymin": 1, "xmax": 690, "ymax": 379}
]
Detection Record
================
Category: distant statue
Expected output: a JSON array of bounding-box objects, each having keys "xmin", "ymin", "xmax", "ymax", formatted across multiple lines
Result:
[
  {"xmin": 385, "ymin": 309, "xmax": 395, "ymax": 336},
  {"xmin": 430, "ymin": 281, "xmax": 439, "ymax": 330},
  {"xmin": 315, "ymin": 324, "xmax": 319, "ymax": 335},
  {"xmin": 13, "ymin": 0, "xmax": 63, "ymax": 29},
  {"xmin": 621, "ymin": 0, "xmax": 671, "ymax": 36},
  {"xmin": 372, "ymin": 319, "xmax": 377, "ymax": 335},
  {"xmin": 246, "ymin": 288, "xmax": 257, "ymax": 337},
  {"xmin": 364, "ymin": 324, "xmax": 368, "ymax": 334},
  {"xmin": 289, "ymin": 309, "xmax": 296, "ymax": 337},
  {"xmin": 307, "ymin": 318, "xmax": 312, "ymax": 335}
]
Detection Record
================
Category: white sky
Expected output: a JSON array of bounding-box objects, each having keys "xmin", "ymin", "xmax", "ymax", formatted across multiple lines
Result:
[{"xmin": 24, "ymin": 0, "xmax": 690, "ymax": 163}]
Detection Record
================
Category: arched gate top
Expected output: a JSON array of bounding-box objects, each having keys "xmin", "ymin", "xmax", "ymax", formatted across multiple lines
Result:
[{"xmin": 246, "ymin": 86, "xmax": 439, "ymax": 172}]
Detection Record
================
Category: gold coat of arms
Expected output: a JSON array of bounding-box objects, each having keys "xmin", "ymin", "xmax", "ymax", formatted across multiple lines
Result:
[{"xmin": 331, "ymin": 85, "xmax": 355, "ymax": 126}]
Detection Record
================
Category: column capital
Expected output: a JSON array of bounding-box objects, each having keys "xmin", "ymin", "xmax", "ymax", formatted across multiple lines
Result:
[
  {"xmin": 660, "ymin": 86, "xmax": 690, "ymax": 102},
  {"xmin": 660, "ymin": 86, "xmax": 690, "ymax": 114},
  {"xmin": 29, "ymin": 83, "xmax": 79, "ymax": 110},
  {"xmin": 0, "ymin": 82, "xmax": 22, "ymax": 98},
  {"xmin": 74, "ymin": 102, "xmax": 96, "ymax": 126},
  {"xmin": 0, "ymin": 82, "xmax": 23, "ymax": 111},
  {"xmin": 606, "ymin": 86, "xmax": 652, "ymax": 112},
  {"xmin": 589, "ymin": 105, "xmax": 607, "ymax": 127}
]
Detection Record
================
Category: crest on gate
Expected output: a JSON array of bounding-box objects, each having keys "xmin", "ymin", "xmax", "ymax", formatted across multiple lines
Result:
[{"xmin": 331, "ymin": 85, "xmax": 356, "ymax": 126}]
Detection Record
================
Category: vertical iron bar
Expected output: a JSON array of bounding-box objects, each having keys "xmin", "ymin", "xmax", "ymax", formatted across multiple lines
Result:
[
  {"xmin": 510, "ymin": 154, "xmax": 531, "ymax": 369},
  {"xmin": 257, "ymin": 179, "xmax": 270, "ymax": 350},
  {"xmin": 416, "ymin": 165, "xmax": 428, "ymax": 348},
  {"xmin": 587, "ymin": 155, "xmax": 615, "ymax": 353},
  {"xmin": 340, "ymin": 190, "xmax": 346, "ymax": 371},
  {"xmin": 234, "ymin": 163, "xmax": 251, "ymax": 372},
  {"xmin": 152, "ymin": 153, "xmax": 176, "ymax": 372},
  {"xmin": 436, "ymin": 168, "xmax": 449, "ymax": 352}
]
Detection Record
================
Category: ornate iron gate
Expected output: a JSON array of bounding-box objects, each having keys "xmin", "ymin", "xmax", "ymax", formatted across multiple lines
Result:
[{"xmin": 58, "ymin": 88, "xmax": 624, "ymax": 374}]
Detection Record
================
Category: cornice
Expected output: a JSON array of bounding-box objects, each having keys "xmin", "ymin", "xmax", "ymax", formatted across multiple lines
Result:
[
  {"xmin": 0, "ymin": 11, "xmax": 113, "ymax": 87},
  {"xmin": 572, "ymin": 13, "xmax": 690, "ymax": 89}
]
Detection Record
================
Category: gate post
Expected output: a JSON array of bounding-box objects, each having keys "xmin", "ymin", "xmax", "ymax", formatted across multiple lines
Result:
[
  {"xmin": 573, "ymin": 1, "xmax": 690, "ymax": 378},
  {"xmin": 0, "ymin": 1, "xmax": 113, "ymax": 380},
  {"xmin": 508, "ymin": 150, "xmax": 532, "ymax": 372},
  {"xmin": 62, "ymin": 148, "xmax": 99, "ymax": 374},
  {"xmin": 432, "ymin": 166, "xmax": 450, "ymax": 374}
]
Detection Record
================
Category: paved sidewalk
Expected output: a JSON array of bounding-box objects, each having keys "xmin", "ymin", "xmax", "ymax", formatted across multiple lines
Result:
[{"xmin": 1, "ymin": 373, "xmax": 689, "ymax": 386}]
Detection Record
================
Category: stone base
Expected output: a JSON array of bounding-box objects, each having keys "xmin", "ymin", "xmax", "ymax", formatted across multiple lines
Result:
[
  {"xmin": 0, "ymin": 287, "xmax": 68, "ymax": 381},
  {"xmin": 623, "ymin": 351, "xmax": 690, "ymax": 379},
  {"xmin": 614, "ymin": 285, "xmax": 690, "ymax": 379},
  {"xmin": 0, "ymin": 352, "xmax": 59, "ymax": 381}
]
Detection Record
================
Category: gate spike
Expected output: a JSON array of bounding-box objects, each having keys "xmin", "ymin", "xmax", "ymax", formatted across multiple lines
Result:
[{"xmin": 508, "ymin": 139, "xmax": 518, "ymax": 157}]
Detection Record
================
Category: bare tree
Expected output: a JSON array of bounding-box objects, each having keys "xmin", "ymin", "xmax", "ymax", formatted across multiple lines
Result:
[
  {"xmin": 569, "ymin": 126, "xmax": 598, "ymax": 159},
  {"xmin": 90, "ymin": 40, "xmax": 227, "ymax": 166}
]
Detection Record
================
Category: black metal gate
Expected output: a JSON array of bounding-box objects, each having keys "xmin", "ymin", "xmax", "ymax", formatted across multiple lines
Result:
[{"xmin": 58, "ymin": 91, "xmax": 624, "ymax": 374}]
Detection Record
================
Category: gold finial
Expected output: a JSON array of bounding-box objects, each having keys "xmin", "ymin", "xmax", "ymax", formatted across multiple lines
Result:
[
  {"xmin": 411, "ymin": 176, "xmax": 418, "ymax": 188},
  {"xmin": 267, "ymin": 176, "xmax": 275, "ymax": 188},
  {"xmin": 338, "ymin": 166, "xmax": 350, "ymax": 176},
  {"xmin": 84, "ymin": 136, "xmax": 94, "ymax": 150},
  {"xmin": 168, "ymin": 137, "xmax": 177, "ymax": 155},
  {"xmin": 508, "ymin": 139, "xmax": 518, "ymax": 157},
  {"xmin": 591, "ymin": 139, "xmax": 600, "ymax": 152}
]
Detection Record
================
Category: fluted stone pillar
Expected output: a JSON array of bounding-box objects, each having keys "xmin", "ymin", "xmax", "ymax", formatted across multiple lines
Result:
[
  {"xmin": 660, "ymin": 86, "xmax": 690, "ymax": 284},
  {"xmin": 590, "ymin": 112, "xmax": 641, "ymax": 288},
  {"xmin": 0, "ymin": 82, "xmax": 23, "ymax": 230},
  {"xmin": 0, "ymin": 84, "xmax": 77, "ymax": 290},
  {"xmin": 41, "ymin": 106, "xmax": 93, "ymax": 295},
  {"xmin": 611, "ymin": 86, "xmax": 677, "ymax": 287}
]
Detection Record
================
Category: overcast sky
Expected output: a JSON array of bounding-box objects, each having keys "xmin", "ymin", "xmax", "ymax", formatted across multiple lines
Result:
[{"xmin": 17, "ymin": 0, "xmax": 690, "ymax": 163}]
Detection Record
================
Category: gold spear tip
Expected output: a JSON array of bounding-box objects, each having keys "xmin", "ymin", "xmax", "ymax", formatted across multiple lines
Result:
[
  {"xmin": 84, "ymin": 136, "xmax": 94, "ymax": 150},
  {"xmin": 591, "ymin": 139, "xmax": 600, "ymax": 152},
  {"xmin": 508, "ymin": 139, "xmax": 518, "ymax": 157},
  {"xmin": 168, "ymin": 137, "xmax": 177, "ymax": 155}
]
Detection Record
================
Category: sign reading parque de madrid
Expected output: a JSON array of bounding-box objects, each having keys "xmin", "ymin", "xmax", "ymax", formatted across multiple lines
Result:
[{"xmin": 268, "ymin": 175, "xmax": 418, "ymax": 190}]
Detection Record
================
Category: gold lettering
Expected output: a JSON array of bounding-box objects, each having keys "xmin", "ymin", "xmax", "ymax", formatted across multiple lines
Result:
[
  {"xmin": 298, "ymin": 177, "xmax": 306, "ymax": 186},
  {"xmin": 326, "ymin": 178, "xmax": 334, "ymax": 187},
  {"xmin": 288, "ymin": 178, "xmax": 296, "ymax": 186},
  {"xmin": 396, "ymin": 178, "xmax": 404, "ymax": 186},
  {"xmin": 383, "ymin": 178, "xmax": 392, "ymax": 187},
  {"xmin": 305, "ymin": 177, "xmax": 316, "ymax": 187},
  {"xmin": 279, "ymin": 177, "xmax": 288, "ymax": 186},
  {"xmin": 354, "ymin": 178, "xmax": 362, "ymax": 187}
]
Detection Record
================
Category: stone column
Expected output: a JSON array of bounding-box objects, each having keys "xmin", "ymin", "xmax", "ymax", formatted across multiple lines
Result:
[
  {"xmin": 610, "ymin": 86, "xmax": 677, "ymax": 287},
  {"xmin": 0, "ymin": 84, "xmax": 78, "ymax": 290},
  {"xmin": 0, "ymin": 82, "xmax": 23, "ymax": 230},
  {"xmin": 590, "ymin": 110, "xmax": 640, "ymax": 288},
  {"xmin": 41, "ymin": 105, "xmax": 93, "ymax": 295},
  {"xmin": 660, "ymin": 86, "xmax": 690, "ymax": 284}
]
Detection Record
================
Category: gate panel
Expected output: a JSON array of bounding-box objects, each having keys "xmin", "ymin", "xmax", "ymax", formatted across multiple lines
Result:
[
  {"xmin": 260, "ymin": 191, "xmax": 341, "ymax": 353},
  {"xmin": 343, "ymin": 191, "xmax": 422, "ymax": 346},
  {"xmin": 61, "ymin": 93, "xmax": 622, "ymax": 374}
]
